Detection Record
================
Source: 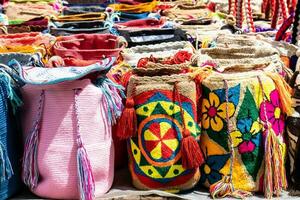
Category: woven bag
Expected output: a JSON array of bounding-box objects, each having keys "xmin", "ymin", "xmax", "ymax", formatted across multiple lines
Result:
[
  {"xmin": 162, "ymin": 2, "xmax": 210, "ymax": 23},
  {"xmin": 5, "ymin": 2, "xmax": 58, "ymax": 21},
  {"xmin": 0, "ymin": 69, "xmax": 23, "ymax": 200},
  {"xmin": 0, "ymin": 32, "xmax": 54, "ymax": 55},
  {"xmin": 108, "ymin": 1, "xmax": 158, "ymax": 13},
  {"xmin": 199, "ymin": 47, "xmax": 291, "ymax": 198},
  {"xmin": 52, "ymin": 34, "xmax": 126, "ymax": 66},
  {"xmin": 19, "ymin": 59, "xmax": 123, "ymax": 199},
  {"xmin": 118, "ymin": 28, "xmax": 187, "ymax": 48},
  {"xmin": 49, "ymin": 20, "xmax": 110, "ymax": 36},
  {"xmin": 122, "ymin": 41, "xmax": 194, "ymax": 67},
  {"xmin": 118, "ymin": 69, "xmax": 205, "ymax": 191}
]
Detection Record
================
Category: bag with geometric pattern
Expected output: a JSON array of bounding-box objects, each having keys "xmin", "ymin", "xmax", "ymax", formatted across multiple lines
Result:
[{"xmin": 117, "ymin": 68, "xmax": 205, "ymax": 191}]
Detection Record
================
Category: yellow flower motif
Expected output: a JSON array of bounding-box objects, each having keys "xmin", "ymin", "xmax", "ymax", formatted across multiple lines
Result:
[
  {"xmin": 230, "ymin": 118, "xmax": 262, "ymax": 154},
  {"xmin": 202, "ymin": 92, "xmax": 235, "ymax": 132}
]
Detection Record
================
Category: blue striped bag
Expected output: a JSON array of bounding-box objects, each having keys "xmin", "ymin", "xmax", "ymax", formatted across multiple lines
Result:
[{"xmin": 0, "ymin": 69, "xmax": 23, "ymax": 200}]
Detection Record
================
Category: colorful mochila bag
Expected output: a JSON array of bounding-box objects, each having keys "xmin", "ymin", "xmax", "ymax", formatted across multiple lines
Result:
[
  {"xmin": 0, "ymin": 69, "xmax": 23, "ymax": 200},
  {"xmin": 51, "ymin": 34, "xmax": 126, "ymax": 66},
  {"xmin": 199, "ymin": 46, "xmax": 291, "ymax": 199},
  {"xmin": 121, "ymin": 41, "xmax": 194, "ymax": 67},
  {"xmin": 117, "ymin": 66, "xmax": 206, "ymax": 191},
  {"xmin": 19, "ymin": 57, "xmax": 123, "ymax": 199}
]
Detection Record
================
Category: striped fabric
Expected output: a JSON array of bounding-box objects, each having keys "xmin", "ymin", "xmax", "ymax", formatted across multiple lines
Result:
[{"xmin": 0, "ymin": 71, "xmax": 23, "ymax": 200}]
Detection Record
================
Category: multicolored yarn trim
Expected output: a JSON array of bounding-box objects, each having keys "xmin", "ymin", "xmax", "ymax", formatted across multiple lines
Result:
[
  {"xmin": 258, "ymin": 76, "xmax": 287, "ymax": 198},
  {"xmin": 0, "ymin": 69, "xmax": 22, "ymax": 113},
  {"xmin": 209, "ymin": 80, "xmax": 252, "ymax": 199},
  {"xmin": 93, "ymin": 77, "xmax": 125, "ymax": 126},
  {"xmin": 22, "ymin": 90, "xmax": 45, "ymax": 190},
  {"xmin": 74, "ymin": 89, "xmax": 95, "ymax": 200}
]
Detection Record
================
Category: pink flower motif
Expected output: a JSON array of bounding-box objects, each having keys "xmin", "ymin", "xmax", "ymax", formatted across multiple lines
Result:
[
  {"xmin": 259, "ymin": 90, "xmax": 285, "ymax": 135},
  {"xmin": 239, "ymin": 140, "xmax": 256, "ymax": 154}
]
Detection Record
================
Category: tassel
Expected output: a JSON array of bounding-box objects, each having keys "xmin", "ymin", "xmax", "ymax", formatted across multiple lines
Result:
[
  {"xmin": 22, "ymin": 90, "xmax": 44, "ymax": 189},
  {"xmin": 210, "ymin": 176, "xmax": 252, "ymax": 199},
  {"xmin": 22, "ymin": 122, "xmax": 40, "ymax": 189},
  {"xmin": 74, "ymin": 89, "xmax": 95, "ymax": 200},
  {"xmin": 116, "ymin": 97, "xmax": 137, "ymax": 139},
  {"xmin": 0, "ymin": 71, "xmax": 23, "ymax": 113},
  {"xmin": 77, "ymin": 140, "xmax": 95, "ymax": 200},
  {"xmin": 210, "ymin": 80, "xmax": 253, "ymax": 199},
  {"xmin": 181, "ymin": 133, "xmax": 204, "ymax": 169},
  {"xmin": 174, "ymin": 82, "xmax": 204, "ymax": 169},
  {"xmin": 94, "ymin": 77, "xmax": 125, "ymax": 125},
  {"xmin": 0, "ymin": 142, "xmax": 13, "ymax": 181},
  {"xmin": 263, "ymin": 123, "xmax": 287, "ymax": 198},
  {"xmin": 258, "ymin": 76, "xmax": 287, "ymax": 198},
  {"xmin": 266, "ymin": 72, "xmax": 292, "ymax": 116}
]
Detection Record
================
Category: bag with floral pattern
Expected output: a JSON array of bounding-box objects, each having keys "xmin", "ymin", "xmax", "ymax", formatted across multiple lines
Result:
[{"xmin": 199, "ymin": 46, "xmax": 290, "ymax": 199}]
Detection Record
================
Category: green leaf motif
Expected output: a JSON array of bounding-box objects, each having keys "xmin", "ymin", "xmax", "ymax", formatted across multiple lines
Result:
[{"xmin": 237, "ymin": 88, "xmax": 259, "ymax": 121}]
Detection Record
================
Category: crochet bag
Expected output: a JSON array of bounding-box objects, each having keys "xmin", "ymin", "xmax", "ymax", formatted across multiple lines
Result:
[
  {"xmin": 0, "ymin": 32, "xmax": 54, "ymax": 54},
  {"xmin": 199, "ymin": 47, "xmax": 290, "ymax": 198},
  {"xmin": 51, "ymin": 13, "xmax": 106, "ymax": 23},
  {"xmin": 122, "ymin": 41, "xmax": 194, "ymax": 67},
  {"xmin": 19, "ymin": 58, "xmax": 123, "ymax": 199},
  {"xmin": 108, "ymin": 1, "xmax": 157, "ymax": 13},
  {"xmin": 118, "ymin": 69, "xmax": 204, "ymax": 191},
  {"xmin": 49, "ymin": 20, "xmax": 110, "ymax": 36},
  {"xmin": 52, "ymin": 34, "xmax": 126, "ymax": 66},
  {"xmin": 0, "ymin": 70, "xmax": 23, "ymax": 200},
  {"xmin": 118, "ymin": 28, "xmax": 188, "ymax": 48}
]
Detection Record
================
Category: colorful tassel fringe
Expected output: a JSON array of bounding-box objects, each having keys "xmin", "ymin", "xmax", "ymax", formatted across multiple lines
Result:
[
  {"xmin": 77, "ymin": 141, "xmax": 95, "ymax": 200},
  {"xmin": 22, "ymin": 91, "xmax": 44, "ymax": 189},
  {"xmin": 74, "ymin": 89, "xmax": 95, "ymax": 200},
  {"xmin": 258, "ymin": 76, "xmax": 287, "ymax": 198},
  {"xmin": 263, "ymin": 123, "xmax": 287, "ymax": 198},
  {"xmin": 266, "ymin": 72, "xmax": 292, "ymax": 116},
  {"xmin": 0, "ymin": 70, "xmax": 22, "ymax": 113},
  {"xmin": 94, "ymin": 77, "xmax": 125, "ymax": 125},
  {"xmin": 209, "ymin": 176, "xmax": 252, "ymax": 199}
]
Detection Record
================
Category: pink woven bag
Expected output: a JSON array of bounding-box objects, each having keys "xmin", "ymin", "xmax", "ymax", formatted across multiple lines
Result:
[{"xmin": 21, "ymin": 78, "xmax": 118, "ymax": 199}]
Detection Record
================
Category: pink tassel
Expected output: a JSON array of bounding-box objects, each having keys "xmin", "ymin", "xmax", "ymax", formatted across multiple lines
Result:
[
  {"xmin": 22, "ymin": 128, "xmax": 39, "ymax": 189},
  {"xmin": 74, "ymin": 89, "xmax": 95, "ymax": 200},
  {"xmin": 22, "ymin": 90, "xmax": 44, "ymax": 189},
  {"xmin": 77, "ymin": 139, "xmax": 95, "ymax": 200}
]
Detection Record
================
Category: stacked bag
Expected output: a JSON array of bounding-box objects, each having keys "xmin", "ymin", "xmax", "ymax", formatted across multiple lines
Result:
[{"xmin": 1, "ymin": 0, "xmax": 300, "ymax": 199}]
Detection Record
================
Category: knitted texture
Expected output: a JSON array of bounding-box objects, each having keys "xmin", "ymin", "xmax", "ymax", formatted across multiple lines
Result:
[
  {"xmin": 0, "ymin": 72, "xmax": 23, "ymax": 200},
  {"xmin": 200, "ymin": 64, "xmax": 287, "ymax": 197},
  {"xmin": 126, "ymin": 73, "xmax": 201, "ymax": 192},
  {"xmin": 21, "ymin": 79, "xmax": 115, "ymax": 199}
]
